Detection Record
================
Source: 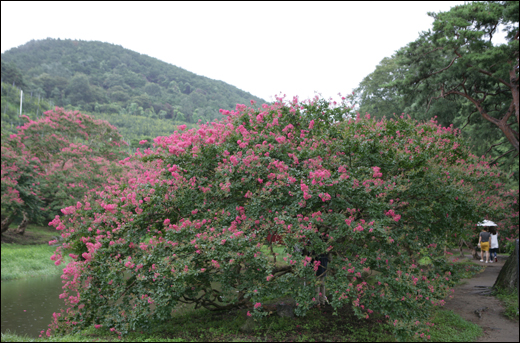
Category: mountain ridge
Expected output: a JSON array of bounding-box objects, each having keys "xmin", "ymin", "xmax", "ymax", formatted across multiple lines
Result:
[{"xmin": 1, "ymin": 38, "xmax": 266, "ymax": 125}]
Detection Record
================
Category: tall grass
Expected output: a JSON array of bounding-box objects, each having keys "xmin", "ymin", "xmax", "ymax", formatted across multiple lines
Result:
[{"xmin": 1, "ymin": 244, "xmax": 68, "ymax": 280}]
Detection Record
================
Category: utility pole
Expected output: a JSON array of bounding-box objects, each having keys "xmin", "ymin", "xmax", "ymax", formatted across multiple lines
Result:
[{"xmin": 19, "ymin": 89, "xmax": 23, "ymax": 117}]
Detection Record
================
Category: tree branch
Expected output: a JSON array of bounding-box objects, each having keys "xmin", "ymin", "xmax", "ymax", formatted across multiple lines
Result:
[
  {"xmin": 466, "ymin": 64, "xmax": 512, "ymax": 89},
  {"xmin": 484, "ymin": 141, "xmax": 507, "ymax": 156},
  {"xmin": 501, "ymin": 100, "xmax": 516, "ymax": 127},
  {"xmin": 412, "ymin": 56, "xmax": 459, "ymax": 87},
  {"xmin": 460, "ymin": 111, "xmax": 478, "ymax": 131},
  {"xmin": 490, "ymin": 148, "xmax": 515, "ymax": 165},
  {"xmin": 488, "ymin": 21, "xmax": 499, "ymax": 43}
]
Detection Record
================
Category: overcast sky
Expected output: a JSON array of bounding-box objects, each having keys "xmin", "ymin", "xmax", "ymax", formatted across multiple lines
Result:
[{"xmin": 0, "ymin": 1, "xmax": 507, "ymax": 103}]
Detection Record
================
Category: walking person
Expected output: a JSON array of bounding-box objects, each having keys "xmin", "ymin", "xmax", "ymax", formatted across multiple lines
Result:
[
  {"xmin": 489, "ymin": 227, "xmax": 499, "ymax": 263},
  {"xmin": 478, "ymin": 226, "xmax": 491, "ymax": 263}
]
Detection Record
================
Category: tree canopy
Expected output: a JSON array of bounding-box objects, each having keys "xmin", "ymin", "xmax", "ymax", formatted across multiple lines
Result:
[
  {"xmin": 1, "ymin": 108, "xmax": 130, "ymax": 230},
  {"xmin": 1, "ymin": 39, "xmax": 265, "ymax": 124},
  {"xmin": 355, "ymin": 1, "xmax": 519, "ymax": 182},
  {"xmin": 47, "ymin": 95, "xmax": 515, "ymax": 340}
]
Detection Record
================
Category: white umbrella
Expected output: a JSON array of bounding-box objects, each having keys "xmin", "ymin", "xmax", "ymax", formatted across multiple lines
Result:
[{"xmin": 477, "ymin": 220, "xmax": 497, "ymax": 226}]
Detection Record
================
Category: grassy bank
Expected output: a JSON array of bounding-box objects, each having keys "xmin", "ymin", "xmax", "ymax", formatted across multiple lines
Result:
[
  {"xmin": 0, "ymin": 244, "xmax": 69, "ymax": 281},
  {"xmin": 492, "ymin": 287, "xmax": 519, "ymax": 321},
  {"xmin": 1, "ymin": 224, "xmax": 67, "ymax": 280},
  {"xmin": 1, "ymin": 223, "xmax": 59, "ymax": 245}
]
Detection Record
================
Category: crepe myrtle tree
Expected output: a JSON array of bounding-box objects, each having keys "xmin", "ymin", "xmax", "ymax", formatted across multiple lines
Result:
[
  {"xmin": 1, "ymin": 108, "xmax": 129, "ymax": 231},
  {"xmin": 1, "ymin": 133, "xmax": 44, "ymax": 233},
  {"xmin": 47, "ymin": 94, "xmax": 512, "ymax": 340}
]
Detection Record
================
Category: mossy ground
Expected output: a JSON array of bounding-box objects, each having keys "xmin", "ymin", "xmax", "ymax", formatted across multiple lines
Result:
[{"xmin": 0, "ymin": 304, "xmax": 483, "ymax": 342}]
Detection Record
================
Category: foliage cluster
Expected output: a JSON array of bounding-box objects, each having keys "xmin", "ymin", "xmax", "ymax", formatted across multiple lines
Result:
[
  {"xmin": 46, "ymin": 94, "xmax": 515, "ymax": 340},
  {"xmin": 1, "ymin": 80, "xmax": 51, "ymax": 133},
  {"xmin": 1, "ymin": 108, "xmax": 130, "ymax": 227},
  {"xmin": 355, "ymin": 0, "xmax": 519, "ymax": 184},
  {"xmin": 1, "ymin": 81, "xmax": 194, "ymax": 150},
  {"xmin": 1, "ymin": 39, "xmax": 265, "ymax": 124}
]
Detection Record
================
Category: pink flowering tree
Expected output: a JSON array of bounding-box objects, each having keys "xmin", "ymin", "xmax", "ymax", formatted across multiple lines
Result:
[
  {"xmin": 49, "ymin": 94, "xmax": 513, "ymax": 339},
  {"xmin": 1, "ymin": 108, "xmax": 129, "ymax": 233},
  {"xmin": 1, "ymin": 133, "xmax": 44, "ymax": 232}
]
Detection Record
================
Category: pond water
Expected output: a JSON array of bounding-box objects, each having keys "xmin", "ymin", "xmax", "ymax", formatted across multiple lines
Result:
[
  {"xmin": 0, "ymin": 269, "xmax": 293, "ymax": 338},
  {"xmin": 0, "ymin": 275, "xmax": 228, "ymax": 338},
  {"xmin": 1, "ymin": 275, "xmax": 64, "ymax": 338}
]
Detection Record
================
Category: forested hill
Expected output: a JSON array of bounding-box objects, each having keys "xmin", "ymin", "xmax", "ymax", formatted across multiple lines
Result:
[{"xmin": 1, "ymin": 38, "xmax": 265, "ymax": 125}]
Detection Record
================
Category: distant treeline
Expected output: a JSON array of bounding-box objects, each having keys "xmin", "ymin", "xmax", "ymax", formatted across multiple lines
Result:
[
  {"xmin": 0, "ymin": 81, "xmax": 195, "ymax": 151},
  {"xmin": 1, "ymin": 38, "xmax": 265, "ymax": 125}
]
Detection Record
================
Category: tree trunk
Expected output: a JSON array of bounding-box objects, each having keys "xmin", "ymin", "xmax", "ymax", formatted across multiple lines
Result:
[
  {"xmin": 459, "ymin": 238, "xmax": 479, "ymax": 259},
  {"xmin": 14, "ymin": 211, "xmax": 29, "ymax": 235},
  {"xmin": 1, "ymin": 214, "xmax": 16, "ymax": 233},
  {"xmin": 493, "ymin": 242, "xmax": 519, "ymax": 293}
]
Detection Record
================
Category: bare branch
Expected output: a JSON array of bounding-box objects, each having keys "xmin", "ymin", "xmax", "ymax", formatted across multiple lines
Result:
[
  {"xmin": 461, "ymin": 111, "xmax": 478, "ymax": 131},
  {"xmin": 465, "ymin": 64, "xmax": 512, "ymax": 89},
  {"xmin": 426, "ymin": 85, "xmax": 445, "ymax": 112},
  {"xmin": 488, "ymin": 22, "xmax": 498, "ymax": 43},
  {"xmin": 412, "ymin": 47, "xmax": 445, "ymax": 62},
  {"xmin": 412, "ymin": 56, "xmax": 459, "ymax": 87},
  {"xmin": 484, "ymin": 141, "xmax": 507, "ymax": 156},
  {"xmin": 490, "ymin": 148, "xmax": 516, "ymax": 165}
]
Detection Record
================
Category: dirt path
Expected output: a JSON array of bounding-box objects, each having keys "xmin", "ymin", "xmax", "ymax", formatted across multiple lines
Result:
[{"xmin": 443, "ymin": 254, "xmax": 519, "ymax": 342}]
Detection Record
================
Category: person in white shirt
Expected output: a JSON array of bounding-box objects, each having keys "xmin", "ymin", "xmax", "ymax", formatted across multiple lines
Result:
[{"xmin": 489, "ymin": 227, "xmax": 499, "ymax": 263}]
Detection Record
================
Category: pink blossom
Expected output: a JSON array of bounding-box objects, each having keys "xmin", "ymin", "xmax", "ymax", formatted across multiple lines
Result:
[
  {"xmin": 372, "ymin": 166, "xmax": 383, "ymax": 178},
  {"xmin": 318, "ymin": 193, "xmax": 331, "ymax": 201}
]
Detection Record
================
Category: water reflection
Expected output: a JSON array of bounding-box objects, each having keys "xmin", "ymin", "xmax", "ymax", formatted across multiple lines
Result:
[
  {"xmin": 1, "ymin": 275, "xmax": 256, "ymax": 338},
  {"xmin": 1, "ymin": 275, "xmax": 64, "ymax": 338}
]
